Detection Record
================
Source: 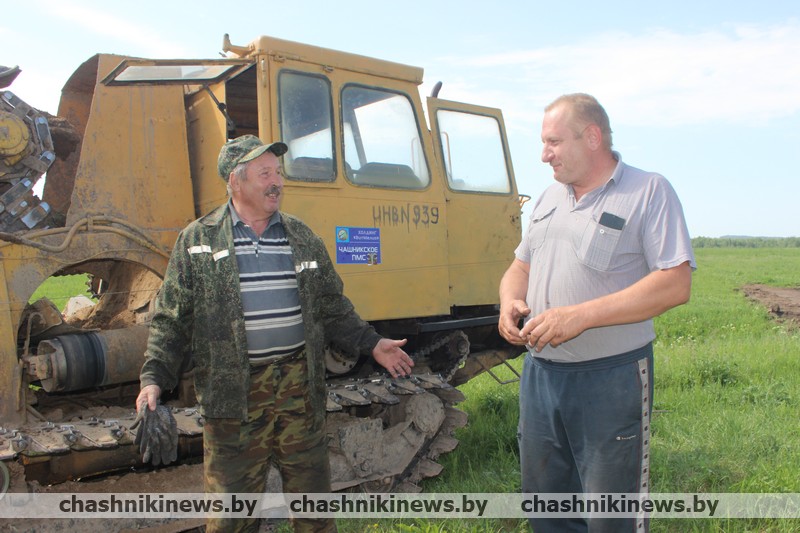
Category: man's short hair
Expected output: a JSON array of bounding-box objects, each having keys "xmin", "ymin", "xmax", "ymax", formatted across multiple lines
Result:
[{"xmin": 546, "ymin": 93, "xmax": 613, "ymax": 150}]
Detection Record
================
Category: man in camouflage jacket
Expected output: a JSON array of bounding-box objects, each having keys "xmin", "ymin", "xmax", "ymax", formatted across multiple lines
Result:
[
  {"xmin": 137, "ymin": 135, "xmax": 413, "ymax": 533},
  {"xmin": 138, "ymin": 203, "xmax": 399, "ymax": 428}
]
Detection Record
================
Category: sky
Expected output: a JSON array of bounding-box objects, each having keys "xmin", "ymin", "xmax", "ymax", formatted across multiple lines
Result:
[{"xmin": 3, "ymin": 0, "xmax": 799, "ymax": 238}]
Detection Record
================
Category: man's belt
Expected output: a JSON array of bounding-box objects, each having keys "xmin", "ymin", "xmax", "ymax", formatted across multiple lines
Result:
[{"xmin": 250, "ymin": 345, "xmax": 306, "ymax": 373}]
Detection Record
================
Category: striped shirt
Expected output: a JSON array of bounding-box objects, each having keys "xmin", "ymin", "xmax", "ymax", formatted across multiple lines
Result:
[{"xmin": 229, "ymin": 202, "xmax": 306, "ymax": 365}]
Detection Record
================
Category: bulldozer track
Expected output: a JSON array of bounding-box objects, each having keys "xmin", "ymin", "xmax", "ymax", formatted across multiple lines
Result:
[
  {"xmin": 0, "ymin": 374, "xmax": 467, "ymax": 533},
  {"xmin": 0, "ymin": 331, "xmax": 472, "ymax": 531}
]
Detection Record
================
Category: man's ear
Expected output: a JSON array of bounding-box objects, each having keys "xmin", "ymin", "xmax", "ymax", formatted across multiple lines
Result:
[{"xmin": 585, "ymin": 123, "xmax": 603, "ymax": 151}]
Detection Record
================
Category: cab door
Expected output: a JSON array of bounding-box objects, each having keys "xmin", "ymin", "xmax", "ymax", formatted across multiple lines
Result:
[
  {"xmin": 263, "ymin": 57, "xmax": 451, "ymax": 321},
  {"xmin": 427, "ymin": 98, "xmax": 522, "ymax": 308}
]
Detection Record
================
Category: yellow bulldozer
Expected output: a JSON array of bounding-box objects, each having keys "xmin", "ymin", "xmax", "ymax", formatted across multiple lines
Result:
[{"xmin": 0, "ymin": 34, "xmax": 524, "ymax": 502}]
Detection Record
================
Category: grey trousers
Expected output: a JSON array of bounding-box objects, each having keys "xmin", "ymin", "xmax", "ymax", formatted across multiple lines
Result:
[{"xmin": 518, "ymin": 343, "xmax": 653, "ymax": 533}]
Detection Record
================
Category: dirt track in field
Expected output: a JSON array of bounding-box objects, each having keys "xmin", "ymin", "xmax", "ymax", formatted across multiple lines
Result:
[{"xmin": 741, "ymin": 284, "xmax": 800, "ymax": 330}]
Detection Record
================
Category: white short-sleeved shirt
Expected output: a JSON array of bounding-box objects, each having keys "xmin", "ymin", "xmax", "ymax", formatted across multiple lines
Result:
[{"xmin": 515, "ymin": 153, "xmax": 696, "ymax": 362}]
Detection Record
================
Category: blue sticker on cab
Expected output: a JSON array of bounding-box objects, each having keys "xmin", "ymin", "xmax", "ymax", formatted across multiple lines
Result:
[{"xmin": 335, "ymin": 227, "xmax": 381, "ymax": 265}]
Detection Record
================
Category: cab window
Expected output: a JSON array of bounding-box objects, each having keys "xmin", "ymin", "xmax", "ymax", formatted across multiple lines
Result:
[
  {"xmin": 342, "ymin": 85, "xmax": 429, "ymax": 189},
  {"xmin": 278, "ymin": 71, "xmax": 335, "ymax": 182},
  {"xmin": 436, "ymin": 109, "xmax": 511, "ymax": 193}
]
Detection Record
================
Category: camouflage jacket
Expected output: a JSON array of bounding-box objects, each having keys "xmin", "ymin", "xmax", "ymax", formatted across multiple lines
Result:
[{"xmin": 139, "ymin": 203, "xmax": 382, "ymax": 425}]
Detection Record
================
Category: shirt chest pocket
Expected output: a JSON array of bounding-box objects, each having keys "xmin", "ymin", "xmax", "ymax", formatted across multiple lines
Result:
[
  {"xmin": 576, "ymin": 214, "xmax": 625, "ymax": 271},
  {"xmin": 528, "ymin": 206, "xmax": 556, "ymax": 254}
]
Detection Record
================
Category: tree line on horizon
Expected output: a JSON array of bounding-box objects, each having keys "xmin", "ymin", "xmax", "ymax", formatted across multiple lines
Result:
[{"xmin": 692, "ymin": 236, "xmax": 800, "ymax": 248}]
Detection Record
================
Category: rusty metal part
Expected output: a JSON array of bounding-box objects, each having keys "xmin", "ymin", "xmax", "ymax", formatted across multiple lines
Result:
[
  {"xmin": 0, "ymin": 65, "xmax": 21, "ymax": 88},
  {"xmin": 0, "ymin": 91, "xmax": 54, "ymax": 231},
  {"xmin": 324, "ymin": 345, "xmax": 357, "ymax": 375},
  {"xmin": 0, "ymin": 215, "xmax": 169, "ymax": 259},
  {"xmin": 320, "ymin": 331, "xmax": 472, "ymax": 492},
  {"xmin": 0, "ymin": 405, "xmax": 203, "ymax": 468},
  {"xmin": 450, "ymin": 346, "xmax": 522, "ymax": 387},
  {"xmin": 319, "ymin": 379, "xmax": 467, "ymax": 492},
  {"xmin": 0, "ymin": 107, "xmax": 29, "ymax": 163},
  {"xmin": 24, "ymin": 325, "xmax": 149, "ymax": 392}
]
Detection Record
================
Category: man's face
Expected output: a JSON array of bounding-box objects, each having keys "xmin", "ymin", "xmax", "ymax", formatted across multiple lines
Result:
[
  {"xmin": 232, "ymin": 151, "xmax": 284, "ymax": 218},
  {"xmin": 540, "ymin": 104, "xmax": 592, "ymax": 187}
]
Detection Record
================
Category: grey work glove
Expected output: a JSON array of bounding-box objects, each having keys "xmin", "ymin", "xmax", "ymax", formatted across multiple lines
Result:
[{"xmin": 131, "ymin": 403, "xmax": 179, "ymax": 466}]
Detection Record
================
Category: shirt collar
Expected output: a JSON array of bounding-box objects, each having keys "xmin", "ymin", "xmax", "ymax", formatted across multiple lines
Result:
[
  {"xmin": 227, "ymin": 198, "xmax": 282, "ymax": 230},
  {"xmin": 566, "ymin": 151, "xmax": 624, "ymax": 205},
  {"xmin": 608, "ymin": 151, "xmax": 624, "ymax": 185},
  {"xmin": 589, "ymin": 150, "xmax": 625, "ymax": 193}
]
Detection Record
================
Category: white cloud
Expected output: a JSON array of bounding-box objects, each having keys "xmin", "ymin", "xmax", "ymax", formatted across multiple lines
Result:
[
  {"xmin": 37, "ymin": 0, "xmax": 190, "ymax": 58},
  {"xmin": 3, "ymin": 1, "xmax": 195, "ymax": 110},
  {"xmin": 435, "ymin": 21, "xmax": 800, "ymax": 128}
]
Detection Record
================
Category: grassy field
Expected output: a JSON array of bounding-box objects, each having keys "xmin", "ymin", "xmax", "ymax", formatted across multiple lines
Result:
[
  {"xmin": 28, "ymin": 273, "xmax": 94, "ymax": 310},
  {"xmin": 337, "ymin": 247, "xmax": 800, "ymax": 532}
]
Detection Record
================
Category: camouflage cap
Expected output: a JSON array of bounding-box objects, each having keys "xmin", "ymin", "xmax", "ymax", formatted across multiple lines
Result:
[{"xmin": 217, "ymin": 135, "xmax": 288, "ymax": 181}]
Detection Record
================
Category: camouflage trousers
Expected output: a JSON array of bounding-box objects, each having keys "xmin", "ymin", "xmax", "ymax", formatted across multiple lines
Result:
[{"xmin": 203, "ymin": 353, "xmax": 335, "ymax": 533}]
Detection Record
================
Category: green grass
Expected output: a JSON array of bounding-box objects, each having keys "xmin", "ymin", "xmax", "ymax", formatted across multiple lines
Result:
[
  {"xmin": 337, "ymin": 248, "xmax": 800, "ymax": 532},
  {"xmin": 646, "ymin": 248, "xmax": 800, "ymax": 532},
  {"xmin": 28, "ymin": 273, "xmax": 94, "ymax": 312}
]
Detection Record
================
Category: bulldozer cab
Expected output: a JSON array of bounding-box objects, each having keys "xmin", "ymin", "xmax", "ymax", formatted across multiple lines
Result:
[{"xmin": 100, "ymin": 35, "xmax": 521, "ymax": 322}]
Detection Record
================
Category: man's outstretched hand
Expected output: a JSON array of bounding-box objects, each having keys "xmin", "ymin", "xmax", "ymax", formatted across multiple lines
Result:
[{"xmin": 372, "ymin": 338, "xmax": 414, "ymax": 378}]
